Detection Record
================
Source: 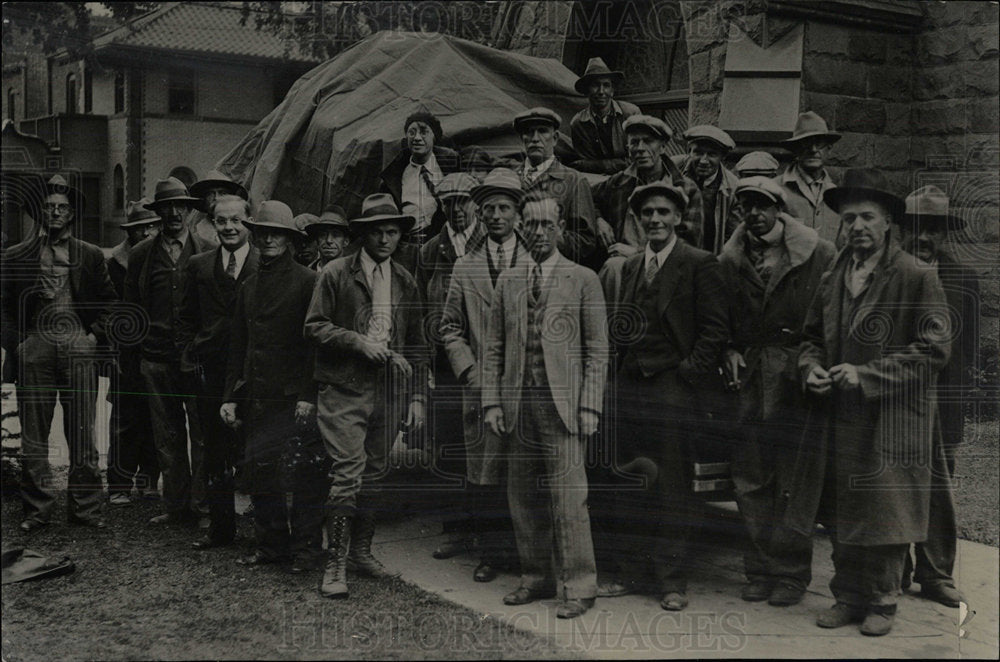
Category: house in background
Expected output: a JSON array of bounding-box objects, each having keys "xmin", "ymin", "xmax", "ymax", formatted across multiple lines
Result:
[{"xmin": 2, "ymin": 2, "xmax": 317, "ymax": 247}]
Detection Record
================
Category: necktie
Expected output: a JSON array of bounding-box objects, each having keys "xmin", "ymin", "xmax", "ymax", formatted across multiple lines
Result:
[
  {"xmin": 522, "ymin": 166, "xmax": 535, "ymax": 189},
  {"xmin": 367, "ymin": 263, "xmax": 391, "ymax": 342},
  {"xmin": 645, "ymin": 255, "xmax": 659, "ymax": 285},
  {"xmin": 167, "ymin": 239, "xmax": 182, "ymax": 263},
  {"xmin": 531, "ymin": 263, "xmax": 542, "ymax": 301},
  {"xmin": 496, "ymin": 244, "xmax": 505, "ymax": 270},
  {"xmin": 226, "ymin": 251, "xmax": 237, "ymax": 279}
]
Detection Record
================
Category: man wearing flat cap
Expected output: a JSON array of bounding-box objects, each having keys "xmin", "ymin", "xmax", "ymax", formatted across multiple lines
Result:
[
  {"xmin": 718, "ymin": 176, "xmax": 836, "ymax": 607},
  {"xmin": 189, "ymin": 170, "xmax": 249, "ymax": 250},
  {"xmin": 603, "ymin": 181, "xmax": 729, "ymax": 611},
  {"xmin": 2, "ymin": 174, "xmax": 118, "ymax": 531},
  {"xmin": 513, "ymin": 107, "xmax": 599, "ymax": 266},
  {"xmin": 105, "ymin": 199, "xmax": 162, "ymax": 506},
  {"xmin": 778, "ymin": 111, "xmax": 842, "ymax": 246},
  {"xmin": 735, "ymin": 151, "xmax": 780, "ymax": 179},
  {"xmin": 416, "ymin": 172, "xmax": 486, "ymax": 563},
  {"xmin": 569, "ymin": 57, "xmax": 641, "ymax": 174},
  {"xmin": 672, "ymin": 125, "xmax": 739, "ymax": 254},
  {"xmin": 897, "ymin": 185, "xmax": 978, "ymax": 609},
  {"xmin": 439, "ymin": 168, "xmax": 525, "ymax": 582},
  {"xmin": 380, "ymin": 111, "xmax": 462, "ymax": 245},
  {"xmin": 180, "ymin": 194, "xmax": 258, "ymax": 551},
  {"xmin": 792, "ymin": 169, "xmax": 951, "ymax": 636},
  {"xmin": 125, "ymin": 176, "xmax": 213, "ymax": 526},
  {"xmin": 592, "ymin": 114, "xmax": 703, "ymax": 302},
  {"xmin": 222, "ymin": 200, "xmax": 322, "ymax": 570},
  {"xmin": 305, "ymin": 193, "xmax": 429, "ymax": 598}
]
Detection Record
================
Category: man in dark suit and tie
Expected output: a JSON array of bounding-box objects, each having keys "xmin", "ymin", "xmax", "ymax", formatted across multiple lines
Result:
[
  {"xmin": 180, "ymin": 194, "xmax": 259, "ymax": 550},
  {"xmin": 482, "ymin": 196, "xmax": 609, "ymax": 619},
  {"xmin": 604, "ymin": 182, "xmax": 730, "ymax": 611},
  {"xmin": 1, "ymin": 175, "xmax": 118, "ymax": 531}
]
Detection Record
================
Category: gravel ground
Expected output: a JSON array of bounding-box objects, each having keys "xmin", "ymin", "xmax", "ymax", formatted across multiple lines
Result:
[{"xmin": 1, "ymin": 493, "xmax": 576, "ymax": 662}]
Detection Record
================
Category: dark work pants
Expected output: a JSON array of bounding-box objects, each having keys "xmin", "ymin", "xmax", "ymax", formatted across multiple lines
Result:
[
  {"xmin": 198, "ymin": 364, "xmax": 239, "ymax": 543},
  {"xmin": 470, "ymin": 482, "xmax": 516, "ymax": 565},
  {"xmin": 430, "ymin": 362, "xmax": 473, "ymax": 533},
  {"xmin": 140, "ymin": 359, "xmax": 204, "ymax": 516},
  {"xmin": 908, "ymin": 435, "xmax": 958, "ymax": 589},
  {"xmin": 16, "ymin": 332, "xmax": 103, "ymax": 522},
  {"xmin": 106, "ymin": 381, "xmax": 160, "ymax": 496},
  {"xmin": 732, "ymin": 420, "xmax": 813, "ymax": 590}
]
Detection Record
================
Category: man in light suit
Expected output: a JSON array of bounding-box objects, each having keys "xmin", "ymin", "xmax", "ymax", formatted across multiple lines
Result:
[
  {"xmin": 440, "ymin": 168, "xmax": 525, "ymax": 582},
  {"xmin": 482, "ymin": 196, "xmax": 609, "ymax": 619}
]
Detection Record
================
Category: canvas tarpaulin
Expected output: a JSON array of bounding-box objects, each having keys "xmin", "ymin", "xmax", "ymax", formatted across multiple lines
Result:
[{"xmin": 215, "ymin": 31, "xmax": 587, "ymax": 217}]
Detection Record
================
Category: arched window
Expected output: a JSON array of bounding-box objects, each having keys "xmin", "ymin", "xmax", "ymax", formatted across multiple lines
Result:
[
  {"xmin": 65, "ymin": 72, "xmax": 78, "ymax": 113},
  {"xmin": 114, "ymin": 71, "xmax": 126, "ymax": 113},
  {"xmin": 113, "ymin": 165, "xmax": 125, "ymax": 213},
  {"xmin": 168, "ymin": 166, "xmax": 197, "ymax": 188}
]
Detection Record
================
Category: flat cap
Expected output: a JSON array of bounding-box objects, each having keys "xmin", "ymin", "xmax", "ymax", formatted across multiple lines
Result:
[
  {"xmin": 628, "ymin": 182, "xmax": 689, "ymax": 215},
  {"xmin": 513, "ymin": 107, "xmax": 561, "ymax": 132},
  {"xmin": 735, "ymin": 151, "xmax": 780, "ymax": 176},
  {"xmin": 735, "ymin": 176, "xmax": 786, "ymax": 205},
  {"xmin": 436, "ymin": 173, "xmax": 480, "ymax": 200},
  {"xmin": 682, "ymin": 125, "xmax": 735, "ymax": 152},
  {"xmin": 623, "ymin": 114, "xmax": 674, "ymax": 141}
]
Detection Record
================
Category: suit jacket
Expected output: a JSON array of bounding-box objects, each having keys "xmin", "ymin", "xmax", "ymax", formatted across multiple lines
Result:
[
  {"xmin": 569, "ymin": 100, "xmax": 641, "ymax": 174},
  {"xmin": 671, "ymin": 155, "xmax": 740, "ymax": 254},
  {"xmin": 778, "ymin": 166, "xmax": 842, "ymax": 248},
  {"xmin": 482, "ymin": 253, "xmax": 609, "ymax": 435},
  {"xmin": 516, "ymin": 158, "xmax": 599, "ymax": 265},
  {"xmin": 179, "ymin": 245, "xmax": 259, "ymax": 373},
  {"xmin": 304, "ymin": 250, "xmax": 429, "ymax": 405},
  {"xmin": 1, "ymin": 234, "xmax": 117, "ymax": 382},
  {"xmin": 380, "ymin": 145, "xmax": 462, "ymax": 238},
  {"xmin": 417, "ymin": 222, "xmax": 487, "ymax": 329}
]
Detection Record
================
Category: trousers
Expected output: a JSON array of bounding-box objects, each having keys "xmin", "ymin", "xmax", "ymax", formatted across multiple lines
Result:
[
  {"xmin": 508, "ymin": 390, "xmax": 597, "ymax": 600},
  {"xmin": 16, "ymin": 331, "xmax": 103, "ymax": 522},
  {"xmin": 198, "ymin": 363, "xmax": 240, "ymax": 543},
  {"xmin": 908, "ymin": 437, "xmax": 958, "ymax": 589},
  {"xmin": 830, "ymin": 538, "xmax": 909, "ymax": 607},
  {"xmin": 106, "ymin": 371, "xmax": 159, "ymax": 496}
]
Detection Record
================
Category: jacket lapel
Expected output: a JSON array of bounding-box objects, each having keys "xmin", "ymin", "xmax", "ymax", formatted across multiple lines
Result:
[
  {"xmin": 467, "ymin": 248, "xmax": 495, "ymax": 305},
  {"xmin": 238, "ymin": 247, "xmax": 259, "ymax": 285},
  {"xmin": 351, "ymin": 251, "xmax": 372, "ymax": 300}
]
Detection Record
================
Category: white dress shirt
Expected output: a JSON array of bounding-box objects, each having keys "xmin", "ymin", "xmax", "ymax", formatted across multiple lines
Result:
[
  {"xmin": 644, "ymin": 233, "xmax": 678, "ymax": 278},
  {"xmin": 487, "ymin": 235, "xmax": 518, "ymax": 270},
  {"xmin": 360, "ymin": 249, "xmax": 393, "ymax": 343},
  {"xmin": 533, "ymin": 249, "xmax": 560, "ymax": 288},
  {"xmin": 446, "ymin": 222, "xmax": 478, "ymax": 259},
  {"xmin": 845, "ymin": 245, "xmax": 884, "ymax": 298},
  {"xmin": 221, "ymin": 242, "xmax": 251, "ymax": 280},
  {"xmin": 522, "ymin": 156, "xmax": 555, "ymax": 184},
  {"xmin": 401, "ymin": 152, "xmax": 442, "ymax": 229}
]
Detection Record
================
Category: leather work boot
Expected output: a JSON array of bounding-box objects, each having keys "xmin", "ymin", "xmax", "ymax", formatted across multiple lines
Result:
[
  {"xmin": 347, "ymin": 510, "xmax": 400, "ymax": 579},
  {"xmin": 319, "ymin": 515, "xmax": 352, "ymax": 599}
]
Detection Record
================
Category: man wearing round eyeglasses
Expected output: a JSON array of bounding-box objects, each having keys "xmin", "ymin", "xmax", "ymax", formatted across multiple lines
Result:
[
  {"xmin": 2, "ymin": 174, "xmax": 118, "ymax": 531},
  {"xmin": 179, "ymin": 195, "xmax": 258, "ymax": 550}
]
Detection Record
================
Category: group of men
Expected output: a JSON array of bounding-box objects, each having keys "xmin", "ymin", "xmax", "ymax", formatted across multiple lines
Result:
[{"xmin": 1, "ymin": 56, "xmax": 978, "ymax": 635}]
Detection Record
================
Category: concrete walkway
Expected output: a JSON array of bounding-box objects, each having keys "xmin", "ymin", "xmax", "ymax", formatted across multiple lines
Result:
[{"xmin": 374, "ymin": 510, "xmax": 999, "ymax": 659}]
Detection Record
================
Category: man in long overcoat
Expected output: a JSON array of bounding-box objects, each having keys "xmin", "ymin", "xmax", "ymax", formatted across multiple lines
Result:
[
  {"xmin": 221, "ymin": 201, "xmax": 321, "ymax": 569},
  {"xmin": 794, "ymin": 169, "xmax": 950, "ymax": 636},
  {"xmin": 718, "ymin": 177, "xmax": 836, "ymax": 607}
]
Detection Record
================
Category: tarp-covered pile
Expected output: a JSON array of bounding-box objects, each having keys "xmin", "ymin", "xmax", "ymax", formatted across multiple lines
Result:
[{"xmin": 216, "ymin": 31, "xmax": 586, "ymax": 217}]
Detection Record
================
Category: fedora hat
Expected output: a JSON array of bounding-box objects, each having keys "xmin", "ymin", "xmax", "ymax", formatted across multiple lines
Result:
[
  {"xmin": 628, "ymin": 182, "xmax": 689, "ymax": 215},
  {"xmin": 121, "ymin": 198, "xmax": 162, "ymax": 228},
  {"xmin": 513, "ymin": 107, "xmax": 561, "ymax": 133},
  {"xmin": 470, "ymin": 168, "xmax": 525, "ymax": 207},
  {"xmin": 682, "ymin": 125, "xmax": 735, "ymax": 152},
  {"xmin": 623, "ymin": 114, "xmax": 673, "ymax": 141},
  {"xmin": 313, "ymin": 206, "xmax": 350, "ymax": 231},
  {"xmin": 436, "ymin": 173, "xmax": 479, "ymax": 201},
  {"xmin": 735, "ymin": 151, "xmax": 780, "ymax": 176},
  {"xmin": 901, "ymin": 185, "xmax": 965, "ymax": 231},
  {"xmin": 575, "ymin": 57, "xmax": 625, "ymax": 95},
  {"xmin": 783, "ymin": 111, "xmax": 841, "ymax": 146},
  {"xmin": 145, "ymin": 177, "xmax": 199, "ymax": 210},
  {"xmin": 349, "ymin": 193, "xmax": 416, "ymax": 234},
  {"xmin": 823, "ymin": 168, "xmax": 905, "ymax": 220},
  {"xmin": 735, "ymin": 176, "xmax": 786, "ymax": 205},
  {"xmin": 43, "ymin": 174, "xmax": 85, "ymax": 210},
  {"xmin": 189, "ymin": 170, "xmax": 248, "ymax": 200},
  {"xmin": 245, "ymin": 200, "xmax": 306, "ymax": 237}
]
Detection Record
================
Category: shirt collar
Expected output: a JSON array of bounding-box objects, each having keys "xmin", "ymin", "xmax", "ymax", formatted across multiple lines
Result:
[
  {"xmin": 359, "ymin": 246, "xmax": 390, "ymax": 276},
  {"xmin": 582, "ymin": 100, "xmax": 623, "ymax": 124},
  {"xmin": 447, "ymin": 221, "xmax": 476, "ymax": 244},
  {"xmin": 645, "ymin": 234, "xmax": 677, "ymax": 268},
  {"xmin": 162, "ymin": 226, "xmax": 189, "ymax": 246},
  {"xmin": 749, "ymin": 220, "xmax": 784, "ymax": 247},
  {"xmin": 39, "ymin": 226, "xmax": 72, "ymax": 245},
  {"xmin": 488, "ymin": 233, "xmax": 517, "ymax": 254},
  {"xmin": 533, "ymin": 249, "xmax": 560, "ymax": 281},
  {"xmin": 409, "ymin": 152, "xmax": 441, "ymax": 176},
  {"xmin": 851, "ymin": 244, "xmax": 885, "ymax": 271},
  {"xmin": 523, "ymin": 155, "xmax": 555, "ymax": 178},
  {"xmin": 222, "ymin": 241, "xmax": 250, "ymax": 260}
]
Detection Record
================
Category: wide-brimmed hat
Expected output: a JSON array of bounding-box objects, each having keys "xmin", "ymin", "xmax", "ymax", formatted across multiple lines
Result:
[
  {"xmin": 823, "ymin": 168, "xmax": 905, "ymax": 220},
  {"xmin": 245, "ymin": 200, "xmax": 306, "ymax": 237},
  {"xmin": 682, "ymin": 125, "xmax": 735, "ymax": 152},
  {"xmin": 470, "ymin": 168, "xmax": 525, "ymax": 207},
  {"xmin": 622, "ymin": 114, "xmax": 673, "ymax": 141},
  {"xmin": 145, "ymin": 177, "xmax": 199, "ymax": 210},
  {"xmin": 735, "ymin": 176, "xmax": 786, "ymax": 205},
  {"xmin": 314, "ymin": 206, "xmax": 350, "ymax": 231},
  {"xmin": 513, "ymin": 107, "xmax": 561, "ymax": 133},
  {"xmin": 437, "ymin": 173, "xmax": 479, "ymax": 201},
  {"xmin": 43, "ymin": 174, "xmax": 85, "ymax": 210},
  {"xmin": 189, "ymin": 170, "xmax": 248, "ymax": 202},
  {"xmin": 900, "ymin": 185, "xmax": 965, "ymax": 231},
  {"xmin": 121, "ymin": 198, "xmax": 162, "ymax": 227},
  {"xmin": 783, "ymin": 111, "xmax": 841, "ymax": 146},
  {"xmin": 735, "ymin": 151, "xmax": 780, "ymax": 176},
  {"xmin": 349, "ymin": 193, "xmax": 416, "ymax": 234},
  {"xmin": 574, "ymin": 57, "xmax": 625, "ymax": 95},
  {"xmin": 628, "ymin": 182, "xmax": 689, "ymax": 215}
]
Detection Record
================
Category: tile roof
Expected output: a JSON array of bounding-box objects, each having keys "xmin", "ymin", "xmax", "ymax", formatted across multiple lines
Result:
[{"xmin": 92, "ymin": 2, "xmax": 318, "ymax": 63}]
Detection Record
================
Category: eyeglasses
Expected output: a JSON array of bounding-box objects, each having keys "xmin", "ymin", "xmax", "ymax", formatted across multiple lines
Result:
[{"xmin": 43, "ymin": 203, "xmax": 72, "ymax": 213}]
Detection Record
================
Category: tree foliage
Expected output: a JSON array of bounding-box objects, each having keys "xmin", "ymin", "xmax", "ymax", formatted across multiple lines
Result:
[
  {"xmin": 2, "ymin": 2, "xmax": 158, "ymax": 61},
  {"xmin": 240, "ymin": 1, "xmax": 501, "ymax": 61}
]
